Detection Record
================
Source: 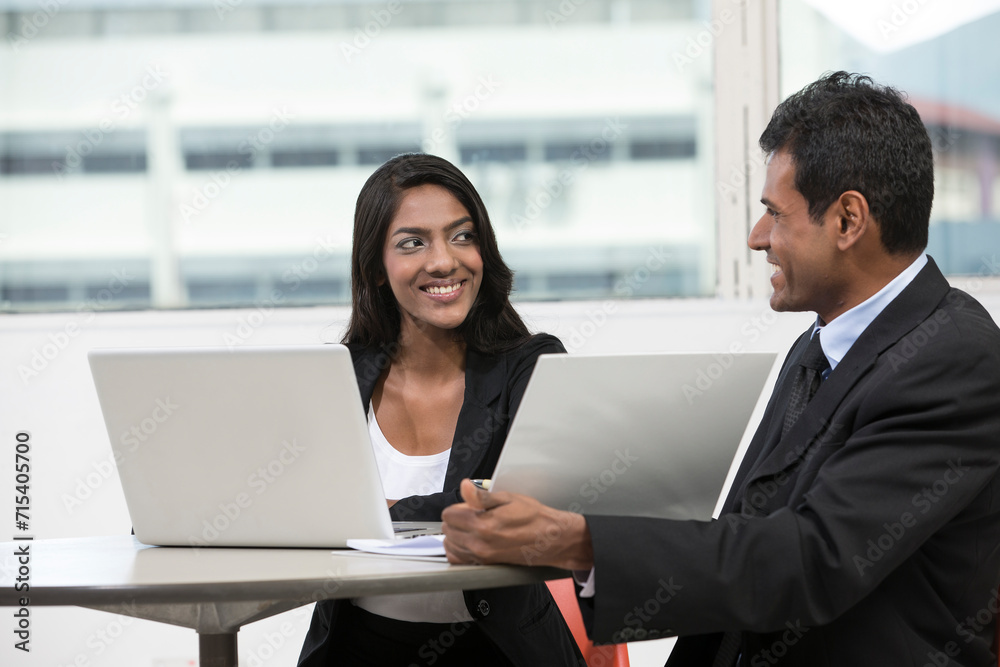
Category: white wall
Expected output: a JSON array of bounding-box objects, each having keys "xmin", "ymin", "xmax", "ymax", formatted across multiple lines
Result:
[{"xmin": 3, "ymin": 286, "xmax": 998, "ymax": 666}]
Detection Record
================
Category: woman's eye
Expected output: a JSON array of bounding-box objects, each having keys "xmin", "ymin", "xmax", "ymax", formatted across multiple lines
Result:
[
  {"xmin": 454, "ymin": 230, "xmax": 477, "ymax": 243},
  {"xmin": 398, "ymin": 238, "xmax": 423, "ymax": 249}
]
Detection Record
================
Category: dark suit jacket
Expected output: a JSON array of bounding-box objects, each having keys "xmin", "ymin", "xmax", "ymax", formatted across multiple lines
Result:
[
  {"xmin": 299, "ymin": 333, "xmax": 584, "ymax": 667},
  {"xmin": 584, "ymin": 258, "xmax": 1000, "ymax": 666}
]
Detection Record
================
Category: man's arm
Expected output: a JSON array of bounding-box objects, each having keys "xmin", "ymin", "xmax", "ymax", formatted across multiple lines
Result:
[{"xmin": 444, "ymin": 306, "xmax": 1000, "ymax": 645}]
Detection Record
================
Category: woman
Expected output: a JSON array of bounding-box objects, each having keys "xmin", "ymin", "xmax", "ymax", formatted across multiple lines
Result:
[{"xmin": 298, "ymin": 153, "xmax": 582, "ymax": 666}]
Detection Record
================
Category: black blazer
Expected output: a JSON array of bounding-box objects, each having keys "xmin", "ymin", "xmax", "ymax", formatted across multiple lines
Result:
[
  {"xmin": 584, "ymin": 258, "xmax": 1000, "ymax": 666},
  {"xmin": 299, "ymin": 333, "xmax": 584, "ymax": 667}
]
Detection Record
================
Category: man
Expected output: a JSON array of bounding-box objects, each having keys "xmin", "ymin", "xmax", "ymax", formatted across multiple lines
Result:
[{"xmin": 442, "ymin": 72, "xmax": 1000, "ymax": 666}]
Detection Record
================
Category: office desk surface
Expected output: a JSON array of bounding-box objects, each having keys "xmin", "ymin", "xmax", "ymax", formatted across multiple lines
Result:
[
  {"xmin": 1, "ymin": 535, "xmax": 565, "ymax": 607},
  {"xmin": 1, "ymin": 533, "xmax": 568, "ymax": 667}
]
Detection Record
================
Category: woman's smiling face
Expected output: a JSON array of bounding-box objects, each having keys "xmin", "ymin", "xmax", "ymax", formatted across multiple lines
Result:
[{"xmin": 381, "ymin": 184, "xmax": 483, "ymax": 337}]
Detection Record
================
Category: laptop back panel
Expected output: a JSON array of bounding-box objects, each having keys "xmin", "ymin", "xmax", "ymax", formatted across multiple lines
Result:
[
  {"xmin": 490, "ymin": 352, "xmax": 777, "ymax": 521},
  {"xmin": 88, "ymin": 345, "xmax": 394, "ymax": 547}
]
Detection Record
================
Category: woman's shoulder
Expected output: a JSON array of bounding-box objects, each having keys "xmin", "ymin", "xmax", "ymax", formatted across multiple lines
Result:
[
  {"xmin": 343, "ymin": 341, "xmax": 398, "ymax": 386},
  {"xmin": 524, "ymin": 331, "xmax": 566, "ymax": 354},
  {"xmin": 497, "ymin": 332, "xmax": 566, "ymax": 364}
]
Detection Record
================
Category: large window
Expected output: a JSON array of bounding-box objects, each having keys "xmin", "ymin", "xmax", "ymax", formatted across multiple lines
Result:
[
  {"xmin": 780, "ymin": 0, "xmax": 1000, "ymax": 277},
  {"xmin": 0, "ymin": 0, "xmax": 717, "ymax": 311}
]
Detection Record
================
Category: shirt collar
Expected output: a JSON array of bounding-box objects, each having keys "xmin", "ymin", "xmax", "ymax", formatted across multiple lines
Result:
[{"xmin": 814, "ymin": 253, "xmax": 928, "ymax": 370}]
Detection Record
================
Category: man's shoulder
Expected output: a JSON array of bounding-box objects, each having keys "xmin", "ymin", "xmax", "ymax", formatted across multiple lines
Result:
[
  {"xmin": 937, "ymin": 287, "xmax": 1000, "ymax": 338},
  {"xmin": 879, "ymin": 286, "xmax": 1000, "ymax": 378},
  {"xmin": 914, "ymin": 287, "xmax": 1000, "ymax": 363}
]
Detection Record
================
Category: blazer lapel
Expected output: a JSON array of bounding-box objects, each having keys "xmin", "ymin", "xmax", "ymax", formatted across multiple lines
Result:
[
  {"xmin": 353, "ymin": 343, "xmax": 508, "ymax": 487},
  {"xmin": 739, "ymin": 258, "xmax": 952, "ymax": 486},
  {"xmin": 351, "ymin": 343, "xmax": 394, "ymax": 406},
  {"xmin": 444, "ymin": 347, "xmax": 505, "ymax": 487}
]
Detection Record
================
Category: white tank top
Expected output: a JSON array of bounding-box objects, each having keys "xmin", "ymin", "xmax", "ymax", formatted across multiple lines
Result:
[{"xmin": 352, "ymin": 403, "xmax": 475, "ymax": 623}]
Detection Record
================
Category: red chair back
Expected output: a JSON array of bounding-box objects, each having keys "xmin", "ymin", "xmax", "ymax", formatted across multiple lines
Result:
[{"xmin": 547, "ymin": 578, "xmax": 630, "ymax": 667}]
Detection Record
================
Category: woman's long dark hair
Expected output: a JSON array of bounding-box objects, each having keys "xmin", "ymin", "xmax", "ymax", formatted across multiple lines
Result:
[{"xmin": 341, "ymin": 153, "xmax": 531, "ymax": 354}]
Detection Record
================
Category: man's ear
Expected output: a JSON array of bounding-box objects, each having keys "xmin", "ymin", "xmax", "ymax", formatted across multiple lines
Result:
[{"xmin": 834, "ymin": 190, "xmax": 871, "ymax": 251}]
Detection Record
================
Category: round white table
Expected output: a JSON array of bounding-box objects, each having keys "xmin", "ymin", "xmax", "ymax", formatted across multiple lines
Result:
[{"xmin": 0, "ymin": 535, "xmax": 568, "ymax": 666}]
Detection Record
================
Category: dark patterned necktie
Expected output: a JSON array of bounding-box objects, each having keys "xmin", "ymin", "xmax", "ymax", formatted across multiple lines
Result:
[
  {"xmin": 781, "ymin": 332, "xmax": 829, "ymax": 438},
  {"xmin": 712, "ymin": 630, "xmax": 743, "ymax": 667},
  {"xmin": 712, "ymin": 332, "xmax": 829, "ymax": 667}
]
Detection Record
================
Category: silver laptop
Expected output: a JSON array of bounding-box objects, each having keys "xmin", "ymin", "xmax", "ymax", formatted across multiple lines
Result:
[
  {"xmin": 490, "ymin": 351, "xmax": 778, "ymax": 520},
  {"xmin": 88, "ymin": 345, "xmax": 405, "ymax": 548}
]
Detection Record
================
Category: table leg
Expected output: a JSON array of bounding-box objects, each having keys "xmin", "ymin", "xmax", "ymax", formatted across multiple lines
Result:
[{"xmin": 199, "ymin": 631, "xmax": 238, "ymax": 667}]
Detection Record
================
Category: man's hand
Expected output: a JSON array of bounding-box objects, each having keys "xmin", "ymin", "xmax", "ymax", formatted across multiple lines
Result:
[{"xmin": 441, "ymin": 479, "xmax": 594, "ymax": 570}]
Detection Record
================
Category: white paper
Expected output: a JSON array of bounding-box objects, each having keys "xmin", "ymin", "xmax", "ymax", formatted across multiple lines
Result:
[{"xmin": 346, "ymin": 534, "xmax": 446, "ymax": 557}]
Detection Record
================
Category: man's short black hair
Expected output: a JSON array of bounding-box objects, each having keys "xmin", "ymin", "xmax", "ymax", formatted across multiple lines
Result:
[{"xmin": 759, "ymin": 71, "xmax": 933, "ymax": 255}]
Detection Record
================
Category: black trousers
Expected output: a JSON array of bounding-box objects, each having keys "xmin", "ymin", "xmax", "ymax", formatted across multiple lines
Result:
[{"xmin": 335, "ymin": 603, "xmax": 517, "ymax": 667}]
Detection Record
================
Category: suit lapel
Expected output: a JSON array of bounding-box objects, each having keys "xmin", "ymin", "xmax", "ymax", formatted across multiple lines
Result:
[
  {"xmin": 722, "ymin": 334, "xmax": 807, "ymax": 511},
  {"xmin": 736, "ymin": 258, "xmax": 952, "ymax": 488}
]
